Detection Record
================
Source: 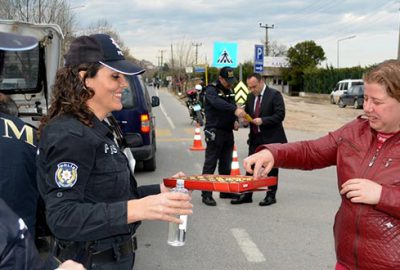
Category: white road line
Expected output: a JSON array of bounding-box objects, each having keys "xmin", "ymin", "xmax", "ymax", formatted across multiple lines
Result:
[
  {"xmin": 231, "ymin": 228, "xmax": 266, "ymax": 263},
  {"xmin": 155, "ymin": 88, "xmax": 176, "ymax": 129}
]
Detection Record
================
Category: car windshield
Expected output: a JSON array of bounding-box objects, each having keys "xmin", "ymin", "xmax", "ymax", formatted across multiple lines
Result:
[{"xmin": 0, "ymin": 46, "xmax": 40, "ymax": 93}]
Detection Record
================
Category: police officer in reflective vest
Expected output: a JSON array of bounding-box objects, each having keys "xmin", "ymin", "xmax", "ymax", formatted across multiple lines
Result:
[{"xmin": 201, "ymin": 67, "xmax": 245, "ymax": 206}]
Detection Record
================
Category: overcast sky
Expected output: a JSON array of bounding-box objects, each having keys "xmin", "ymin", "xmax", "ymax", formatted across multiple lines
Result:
[{"xmin": 71, "ymin": 0, "xmax": 399, "ymax": 68}]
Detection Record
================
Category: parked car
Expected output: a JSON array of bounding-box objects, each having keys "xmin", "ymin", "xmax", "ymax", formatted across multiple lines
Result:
[
  {"xmin": 112, "ymin": 75, "xmax": 160, "ymax": 171},
  {"xmin": 337, "ymin": 85, "xmax": 364, "ymax": 109},
  {"xmin": 330, "ymin": 79, "xmax": 363, "ymax": 104}
]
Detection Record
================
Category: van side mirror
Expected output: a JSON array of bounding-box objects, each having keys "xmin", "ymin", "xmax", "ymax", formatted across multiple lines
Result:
[{"xmin": 151, "ymin": 96, "xmax": 160, "ymax": 107}]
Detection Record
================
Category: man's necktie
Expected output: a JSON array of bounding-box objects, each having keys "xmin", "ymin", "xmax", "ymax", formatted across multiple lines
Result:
[{"xmin": 252, "ymin": 95, "xmax": 261, "ymax": 134}]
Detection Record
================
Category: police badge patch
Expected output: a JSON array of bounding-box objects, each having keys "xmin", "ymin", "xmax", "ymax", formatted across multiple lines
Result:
[{"xmin": 55, "ymin": 162, "xmax": 78, "ymax": 188}]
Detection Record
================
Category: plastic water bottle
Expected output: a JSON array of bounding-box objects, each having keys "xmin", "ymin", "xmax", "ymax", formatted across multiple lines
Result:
[{"xmin": 167, "ymin": 179, "xmax": 188, "ymax": 246}]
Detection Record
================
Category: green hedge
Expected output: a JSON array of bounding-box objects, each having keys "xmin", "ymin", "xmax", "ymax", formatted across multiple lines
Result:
[{"xmin": 303, "ymin": 65, "xmax": 368, "ymax": 94}]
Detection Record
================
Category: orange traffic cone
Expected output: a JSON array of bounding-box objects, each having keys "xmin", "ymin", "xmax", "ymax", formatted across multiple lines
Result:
[
  {"xmin": 190, "ymin": 124, "xmax": 206, "ymax": 151},
  {"xmin": 230, "ymin": 145, "xmax": 241, "ymax": 175}
]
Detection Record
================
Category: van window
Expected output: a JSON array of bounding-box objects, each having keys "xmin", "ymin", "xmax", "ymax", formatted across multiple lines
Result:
[
  {"xmin": 121, "ymin": 79, "xmax": 138, "ymax": 109},
  {"xmin": 334, "ymin": 83, "xmax": 340, "ymax": 91},
  {"xmin": 0, "ymin": 46, "xmax": 39, "ymax": 93},
  {"xmin": 352, "ymin": 81, "xmax": 363, "ymax": 87}
]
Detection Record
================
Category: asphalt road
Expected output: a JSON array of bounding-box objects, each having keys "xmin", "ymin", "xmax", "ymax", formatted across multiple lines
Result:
[{"xmin": 133, "ymin": 87, "xmax": 341, "ymax": 270}]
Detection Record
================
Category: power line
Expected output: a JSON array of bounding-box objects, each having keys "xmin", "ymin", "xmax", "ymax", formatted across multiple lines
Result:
[
  {"xmin": 259, "ymin": 23, "xmax": 274, "ymax": 56},
  {"xmin": 192, "ymin": 42, "xmax": 202, "ymax": 65}
]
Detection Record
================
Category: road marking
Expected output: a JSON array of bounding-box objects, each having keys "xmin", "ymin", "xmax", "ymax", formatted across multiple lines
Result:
[
  {"xmin": 185, "ymin": 128, "xmax": 196, "ymax": 135},
  {"xmin": 156, "ymin": 129, "xmax": 172, "ymax": 136},
  {"xmin": 231, "ymin": 228, "xmax": 266, "ymax": 263},
  {"xmin": 159, "ymin": 103, "xmax": 175, "ymax": 129},
  {"xmin": 155, "ymin": 88, "xmax": 176, "ymax": 130},
  {"xmin": 158, "ymin": 138, "xmax": 192, "ymax": 142}
]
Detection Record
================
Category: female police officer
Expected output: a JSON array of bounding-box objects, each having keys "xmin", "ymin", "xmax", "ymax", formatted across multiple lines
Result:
[{"xmin": 36, "ymin": 34, "xmax": 193, "ymax": 269}]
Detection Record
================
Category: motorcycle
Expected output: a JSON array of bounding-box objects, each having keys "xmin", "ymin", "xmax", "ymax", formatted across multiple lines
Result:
[{"xmin": 185, "ymin": 84, "xmax": 205, "ymax": 126}]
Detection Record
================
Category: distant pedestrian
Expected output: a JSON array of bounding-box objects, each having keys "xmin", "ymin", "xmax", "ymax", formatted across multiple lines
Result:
[{"xmin": 231, "ymin": 73, "xmax": 287, "ymax": 206}]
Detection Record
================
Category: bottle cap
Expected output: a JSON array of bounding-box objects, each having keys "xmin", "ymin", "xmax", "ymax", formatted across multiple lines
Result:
[{"xmin": 176, "ymin": 179, "xmax": 185, "ymax": 187}]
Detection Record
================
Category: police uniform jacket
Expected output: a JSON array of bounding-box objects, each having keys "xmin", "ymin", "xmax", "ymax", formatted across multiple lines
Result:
[
  {"xmin": 0, "ymin": 112, "xmax": 38, "ymax": 235},
  {"xmin": 36, "ymin": 114, "xmax": 160, "ymax": 243},
  {"xmin": 204, "ymin": 80, "xmax": 237, "ymax": 131},
  {"xmin": 0, "ymin": 198, "xmax": 43, "ymax": 270}
]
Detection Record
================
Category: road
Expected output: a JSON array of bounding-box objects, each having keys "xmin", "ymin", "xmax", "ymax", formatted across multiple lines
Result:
[{"xmin": 133, "ymin": 87, "xmax": 360, "ymax": 270}]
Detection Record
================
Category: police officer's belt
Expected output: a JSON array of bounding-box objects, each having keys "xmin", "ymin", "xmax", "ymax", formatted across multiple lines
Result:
[
  {"xmin": 90, "ymin": 236, "xmax": 137, "ymax": 265},
  {"xmin": 55, "ymin": 235, "xmax": 137, "ymax": 266}
]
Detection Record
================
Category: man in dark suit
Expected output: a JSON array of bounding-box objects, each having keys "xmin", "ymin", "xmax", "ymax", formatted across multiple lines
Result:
[{"xmin": 231, "ymin": 73, "xmax": 287, "ymax": 206}]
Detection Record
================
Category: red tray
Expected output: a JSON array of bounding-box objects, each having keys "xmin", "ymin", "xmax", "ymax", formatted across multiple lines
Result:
[{"xmin": 163, "ymin": 174, "xmax": 277, "ymax": 193}]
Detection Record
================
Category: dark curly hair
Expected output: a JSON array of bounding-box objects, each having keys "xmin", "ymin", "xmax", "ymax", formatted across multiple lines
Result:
[{"xmin": 38, "ymin": 63, "xmax": 101, "ymax": 135}]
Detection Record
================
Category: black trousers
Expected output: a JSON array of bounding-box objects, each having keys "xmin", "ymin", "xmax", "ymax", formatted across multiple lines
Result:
[
  {"xmin": 245, "ymin": 133, "xmax": 279, "ymax": 199},
  {"xmin": 201, "ymin": 129, "xmax": 234, "ymax": 198}
]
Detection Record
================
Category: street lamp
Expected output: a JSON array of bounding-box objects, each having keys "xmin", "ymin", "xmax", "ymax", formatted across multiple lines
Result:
[{"xmin": 337, "ymin": 35, "xmax": 356, "ymax": 68}]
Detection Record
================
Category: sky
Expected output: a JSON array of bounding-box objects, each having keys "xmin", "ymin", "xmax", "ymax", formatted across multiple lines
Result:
[{"xmin": 71, "ymin": 0, "xmax": 399, "ymax": 68}]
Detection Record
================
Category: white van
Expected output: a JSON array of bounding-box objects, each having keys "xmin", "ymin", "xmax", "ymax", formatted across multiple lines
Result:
[
  {"xmin": 0, "ymin": 19, "xmax": 63, "ymax": 125},
  {"xmin": 329, "ymin": 79, "xmax": 364, "ymax": 104}
]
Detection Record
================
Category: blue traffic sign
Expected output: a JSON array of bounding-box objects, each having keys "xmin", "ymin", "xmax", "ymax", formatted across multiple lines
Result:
[
  {"xmin": 254, "ymin": 44, "xmax": 264, "ymax": 73},
  {"xmin": 194, "ymin": 66, "xmax": 205, "ymax": 73},
  {"xmin": 254, "ymin": 63, "xmax": 263, "ymax": 72},
  {"xmin": 212, "ymin": 42, "xmax": 238, "ymax": 68}
]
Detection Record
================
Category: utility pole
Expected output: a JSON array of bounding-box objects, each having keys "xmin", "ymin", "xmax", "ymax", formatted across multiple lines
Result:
[
  {"xmin": 170, "ymin": 43, "xmax": 175, "ymax": 69},
  {"xmin": 159, "ymin": 50, "xmax": 166, "ymax": 83},
  {"xmin": 398, "ymin": 22, "xmax": 400, "ymax": 60},
  {"xmin": 26, "ymin": 0, "xmax": 29, "ymax": 22},
  {"xmin": 192, "ymin": 42, "xmax": 202, "ymax": 65},
  {"xmin": 398, "ymin": 8, "xmax": 400, "ymax": 60},
  {"xmin": 159, "ymin": 49, "xmax": 166, "ymax": 68},
  {"xmin": 38, "ymin": 0, "xmax": 41, "ymax": 23},
  {"xmin": 157, "ymin": 56, "xmax": 161, "ymax": 68},
  {"xmin": 259, "ymin": 23, "xmax": 274, "ymax": 56}
]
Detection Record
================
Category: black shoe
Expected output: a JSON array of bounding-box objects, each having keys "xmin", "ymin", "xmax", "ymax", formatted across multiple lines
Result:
[
  {"xmin": 202, "ymin": 196, "xmax": 217, "ymax": 206},
  {"xmin": 259, "ymin": 196, "xmax": 276, "ymax": 206},
  {"xmin": 219, "ymin": 192, "xmax": 238, "ymax": 199},
  {"xmin": 230, "ymin": 194, "xmax": 253, "ymax": 205}
]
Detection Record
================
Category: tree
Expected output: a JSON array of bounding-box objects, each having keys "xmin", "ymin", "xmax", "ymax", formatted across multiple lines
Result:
[
  {"xmin": 165, "ymin": 39, "xmax": 196, "ymax": 92},
  {"xmin": 268, "ymin": 41, "xmax": 288, "ymax": 57},
  {"xmin": 82, "ymin": 20, "xmax": 128, "ymax": 54},
  {"xmin": 0, "ymin": 0, "xmax": 76, "ymax": 34},
  {"xmin": 282, "ymin": 40, "xmax": 326, "ymax": 91},
  {"xmin": 0, "ymin": 0, "xmax": 77, "ymax": 60}
]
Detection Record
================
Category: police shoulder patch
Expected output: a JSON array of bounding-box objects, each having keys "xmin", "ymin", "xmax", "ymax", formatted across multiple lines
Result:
[{"xmin": 55, "ymin": 162, "xmax": 78, "ymax": 188}]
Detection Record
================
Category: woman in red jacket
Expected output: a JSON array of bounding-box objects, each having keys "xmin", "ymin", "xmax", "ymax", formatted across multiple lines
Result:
[{"xmin": 244, "ymin": 59, "xmax": 400, "ymax": 270}]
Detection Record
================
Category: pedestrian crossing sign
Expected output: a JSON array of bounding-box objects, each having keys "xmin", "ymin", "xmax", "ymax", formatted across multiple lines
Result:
[{"xmin": 212, "ymin": 41, "xmax": 238, "ymax": 68}]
